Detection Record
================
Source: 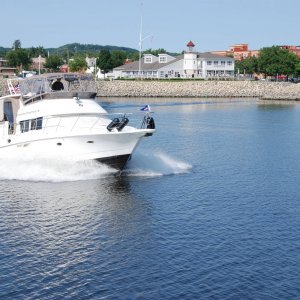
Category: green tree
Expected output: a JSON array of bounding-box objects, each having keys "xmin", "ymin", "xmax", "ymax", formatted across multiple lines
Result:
[
  {"xmin": 28, "ymin": 46, "xmax": 47, "ymax": 58},
  {"xmin": 0, "ymin": 48, "xmax": 8, "ymax": 57},
  {"xmin": 144, "ymin": 48, "xmax": 167, "ymax": 56},
  {"xmin": 68, "ymin": 56, "xmax": 87, "ymax": 72},
  {"xmin": 128, "ymin": 51, "xmax": 139, "ymax": 61},
  {"xmin": 235, "ymin": 56, "xmax": 258, "ymax": 75},
  {"xmin": 6, "ymin": 48, "xmax": 31, "ymax": 70},
  {"xmin": 44, "ymin": 54, "xmax": 64, "ymax": 72},
  {"xmin": 111, "ymin": 50, "xmax": 127, "ymax": 68},
  {"xmin": 258, "ymin": 46, "xmax": 298, "ymax": 77},
  {"xmin": 12, "ymin": 39, "xmax": 21, "ymax": 50},
  {"xmin": 97, "ymin": 49, "xmax": 113, "ymax": 77},
  {"xmin": 295, "ymin": 61, "xmax": 300, "ymax": 77}
]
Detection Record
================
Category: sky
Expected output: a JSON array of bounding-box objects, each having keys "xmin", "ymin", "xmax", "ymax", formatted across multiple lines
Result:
[{"xmin": 1, "ymin": 0, "xmax": 299, "ymax": 53}]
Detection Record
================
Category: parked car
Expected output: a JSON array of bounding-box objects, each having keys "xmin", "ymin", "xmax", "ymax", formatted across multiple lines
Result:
[{"xmin": 288, "ymin": 78, "xmax": 300, "ymax": 83}]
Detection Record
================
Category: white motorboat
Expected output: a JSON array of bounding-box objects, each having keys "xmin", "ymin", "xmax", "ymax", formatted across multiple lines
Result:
[{"xmin": 0, "ymin": 73, "xmax": 155, "ymax": 170}]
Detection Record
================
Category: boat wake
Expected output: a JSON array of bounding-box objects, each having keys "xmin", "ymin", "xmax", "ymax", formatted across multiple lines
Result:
[
  {"xmin": 0, "ymin": 157, "xmax": 117, "ymax": 182},
  {"xmin": 0, "ymin": 151, "xmax": 191, "ymax": 182},
  {"xmin": 124, "ymin": 151, "xmax": 192, "ymax": 177}
]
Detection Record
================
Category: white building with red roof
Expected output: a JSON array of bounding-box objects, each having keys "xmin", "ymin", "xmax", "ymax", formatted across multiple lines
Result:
[{"xmin": 113, "ymin": 41, "xmax": 235, "ymax": 79}]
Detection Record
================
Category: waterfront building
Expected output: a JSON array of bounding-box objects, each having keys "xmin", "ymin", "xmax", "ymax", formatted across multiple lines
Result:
[
  {"xmin": 113, "ymin": 41, "xmax": 235, "ymax": 79},
  {"xmin": 0, "ymin": 57, "xmax": 15, "ymax": 78},
  {"xmin": 85, "ymin": 56, "xmax": 114, "ymax": 79},
  {"xmin": 212, "ymin": 43, "xmax": 300, "ymax": 60},
  {"xmin": 0, "ymin": 58, "xmax": 7, "ymax": 67},
  {"xmin": 30, "ymin": 56, "xmax": 46, "ymax": 72},
  {"xmin": 280, "ymin": 45, "xmax": 300, "ymax": 58},
  {"xmin": 212, "ymin": 44, "xmax": 259, "ymax": 61}
]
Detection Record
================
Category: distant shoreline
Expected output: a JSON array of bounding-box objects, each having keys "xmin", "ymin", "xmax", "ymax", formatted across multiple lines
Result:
[{"xmin": 1, "ymin": 78, "xmax": 299, "ymax": 100}]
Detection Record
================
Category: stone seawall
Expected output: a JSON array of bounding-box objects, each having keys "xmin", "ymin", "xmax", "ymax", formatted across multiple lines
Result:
[
  {"xmin": 96, "ymin": 80, "xmax": 300, "ymax": 100},
  {"xmin": 1, "ymin": 78, "xmax": 299, "ymax": 100},
  {"xmin": 0, "ymin": 79, "xmax": 6, "ymax": 96}
]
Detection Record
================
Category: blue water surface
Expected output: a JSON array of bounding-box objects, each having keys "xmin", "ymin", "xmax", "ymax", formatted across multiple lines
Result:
[{"xmin": 0, "ymin": 98, "xmax": 300, "ymax": 299}]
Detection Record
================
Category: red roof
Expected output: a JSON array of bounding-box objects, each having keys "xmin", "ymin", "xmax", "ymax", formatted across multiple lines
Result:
[{"xmin": 187, "ymin": 41, "xmax": 195, "ymax": 47}]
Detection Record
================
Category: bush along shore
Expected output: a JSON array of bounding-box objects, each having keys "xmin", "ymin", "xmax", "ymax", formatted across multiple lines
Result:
[{"xmin": 0, "ymin": 78, "xmax": 300, "ymax": 100}]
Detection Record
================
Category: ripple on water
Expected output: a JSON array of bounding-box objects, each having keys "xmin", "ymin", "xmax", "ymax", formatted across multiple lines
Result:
[{"xmin": 1, "ymin": 100, "xmax": 300, "ymax": 299}]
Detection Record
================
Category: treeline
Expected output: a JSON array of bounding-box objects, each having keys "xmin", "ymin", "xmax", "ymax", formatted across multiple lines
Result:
[
  {"xmin": 2, "ymin": 40, "xmax": 300, "ymax": 78},
  {"xmin": 1, "ymin": 40, "xmax": 171, "ymax": 74},
  {"xmin": 235, "ymin": 46, "xmax": 300, "ymax": 78},
  {"xmin": 0, "ymin": 41, "xmax": 138, "ymax": 57}
]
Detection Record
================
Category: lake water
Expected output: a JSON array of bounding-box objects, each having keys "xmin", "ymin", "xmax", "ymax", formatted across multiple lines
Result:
[{"xmin": 0, "ymin": 98, "xmax": 300, "ymax": 299}]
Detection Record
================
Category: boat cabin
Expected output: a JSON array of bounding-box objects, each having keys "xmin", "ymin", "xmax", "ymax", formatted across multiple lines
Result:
[
  {"xmin": 0, "ymin": 73, "xmax": 98, "ymax": 137},
  {"xmin": 19, "ymin": 73, "xmax": 97, "ymax": 104}
]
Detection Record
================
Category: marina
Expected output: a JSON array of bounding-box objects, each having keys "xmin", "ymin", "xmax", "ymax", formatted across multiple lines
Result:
[{"xmin": 0, "ymin": 1, "xmax": 299, "ymax": 298}]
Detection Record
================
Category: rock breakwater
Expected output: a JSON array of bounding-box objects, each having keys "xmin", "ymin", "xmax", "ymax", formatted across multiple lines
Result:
[
  {"xmin": 0, "ymin": 78, "xmax": 299, "ymax": 100},
  {"xmin": 96, "ymin": 80, "xmax": 300, "ymax": 100}
]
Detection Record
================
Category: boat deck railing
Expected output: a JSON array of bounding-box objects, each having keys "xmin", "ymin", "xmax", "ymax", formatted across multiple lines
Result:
[
  {"xmin": 22, "ymin": 91, "xmax": 97, "ymax": 105},
  {"xmin": 18, "ymin": 113, "xmax": 143, "ymax": 135},
  {"xmin": 3, "ymin": 112, "xmax": 146, "ymax": 137}
]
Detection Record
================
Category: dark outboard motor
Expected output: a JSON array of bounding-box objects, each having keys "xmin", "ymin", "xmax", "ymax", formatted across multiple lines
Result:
[
  {"xmin": 146, "ymin": 117, "xmax": 155, "ymax": 129},
  {"xmin": 116, "ymin": 117, "xmax": 129, "ymax": 131},
  {"xmin": 107, "ymin": 118, "xmax": 120, "ymax": 131}
]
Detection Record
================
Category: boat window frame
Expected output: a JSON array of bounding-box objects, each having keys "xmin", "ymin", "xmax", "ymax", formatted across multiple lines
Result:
[{"xmin": 20, "ymin": 117, "xmax": 43, "ymax": 133}]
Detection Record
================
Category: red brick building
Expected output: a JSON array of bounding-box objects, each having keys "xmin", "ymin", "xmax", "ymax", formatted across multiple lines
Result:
[
  {"xmin": 280, "ymin": 45, "xmax": 300, "ymax": 58},
  {"xmin": 212, "ymin": 44, "xmax": 259, "ymax": 61},
  {"xmin": 212, "ymin": 44, "xmax": 300, "ymax": 61}
]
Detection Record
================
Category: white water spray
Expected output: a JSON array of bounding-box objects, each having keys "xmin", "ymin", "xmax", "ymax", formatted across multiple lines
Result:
[
  {"xmin": 125, "ymin": 150, "xmax": 192, "ymax": 177},
  {"xmin": 0, "ymin": 157, "xmax": 117, "ymax": 182},
  {"xmin": 0, "ymin": 151, "xmax": 191, "ymax": 182}
]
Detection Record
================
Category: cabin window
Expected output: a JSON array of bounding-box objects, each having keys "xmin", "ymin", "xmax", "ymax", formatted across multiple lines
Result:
[
  {"xmin": 20, "ymin": 117, "xmax": 43, "ymax": 133},
  {"xmin": 36, "ymin": 117, "xmax": 43, "ymax": 130},
  {"xmin": 30, "ymin": 119, "xmax": 36, "ymax": 130},
  {"xmin": 20, "ymin": 120, "xmax": 30, "ymax": 132},
  {"xmin": 4, "ymin": 101, "xmax": 14, "ymax": 123}
]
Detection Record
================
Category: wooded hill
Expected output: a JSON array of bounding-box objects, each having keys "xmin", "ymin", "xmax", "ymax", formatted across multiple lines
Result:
[
  {"xmin": 0, "ymin": 43, "xmax": 138, "ymax": 56},
  {"xmin": 47, "ymin": 43, "xmax": 138, "ymax": 55}
]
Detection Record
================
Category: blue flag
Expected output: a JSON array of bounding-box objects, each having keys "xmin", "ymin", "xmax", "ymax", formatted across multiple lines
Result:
[{"xmin": 140, "ymin": 105, "xmax": 151, "ymax": 112}]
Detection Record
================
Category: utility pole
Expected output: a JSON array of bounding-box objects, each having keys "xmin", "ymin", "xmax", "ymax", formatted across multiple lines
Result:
[
  {"xmin": 138, "ymin": 4, "xmax": 153, "ymax": 79},
  {"xmin": 138, "ymin": 14, "xmax": 142, "ymax": 79},
  {"xmin": 38, "ymin": 54, "xmax": 41, "ymax": 75}
]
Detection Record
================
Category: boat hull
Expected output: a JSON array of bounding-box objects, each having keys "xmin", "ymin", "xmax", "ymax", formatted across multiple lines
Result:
[
  {"xmin": 0, "ymin": 129, "xmax": 154, "ymax": 170},
  {"xmin": 95, "ymin": 154, "xmax": 131, "ymax": 170}
]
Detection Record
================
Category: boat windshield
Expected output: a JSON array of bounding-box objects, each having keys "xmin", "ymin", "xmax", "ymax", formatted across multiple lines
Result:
[{"xmin": 19, "ymin": 73, "xmax": 96, "ymax": 96}]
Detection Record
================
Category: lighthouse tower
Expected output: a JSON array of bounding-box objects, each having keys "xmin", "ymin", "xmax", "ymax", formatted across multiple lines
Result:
[
  {"xmin": 184, "ymin": 41, "xmax": 197, "ymax": 77},
  {"xmin": 187, "ymin": 40, "xmax": 195, "ymax": 52}
]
